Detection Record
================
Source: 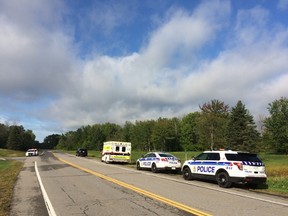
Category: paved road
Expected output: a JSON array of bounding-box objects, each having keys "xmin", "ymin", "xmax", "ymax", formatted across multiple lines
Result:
[
  {"xmin": 10, "ymin": 150, "xmax": 288, "ymax": 216},
  {"xmin": 10, "ymin": 155, "xmax": 48, "ymax": 216},
  {"xmin": 10, "ymin": 151, "xmax": 191, "ymax": 216}
]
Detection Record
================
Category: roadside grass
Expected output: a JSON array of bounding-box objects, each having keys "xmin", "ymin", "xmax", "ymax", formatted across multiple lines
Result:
[
  {"xmin": 64, "ymin": 149, "xmax": 288, "ymax": 196},
  {"xmin": 0, "ymin": 160, "xmax": 23, "ymax": 216},
  {"xmin": 0, "ymin": 149, "xmax": 25, "ymax": 157},
  {"xmin": 259, "ymin": 154, "xmax": 288, "ymax": 195}
]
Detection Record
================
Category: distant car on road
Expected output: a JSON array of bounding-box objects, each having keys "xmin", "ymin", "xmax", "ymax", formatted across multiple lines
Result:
[
  {"xmin": 136, "ymin": 152, "xmax": 181, "ymax": 173},
  {"xmin": 25, "ymin": 149, "xmax": 38, "ymax": 157},
  {"xmin": 76, "ymin": 148, "xmax": 88, "ymax": 157}
]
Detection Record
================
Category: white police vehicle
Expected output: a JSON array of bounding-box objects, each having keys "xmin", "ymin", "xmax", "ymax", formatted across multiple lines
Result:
[
  {"xmin": 25, "ymin": 149, "xmax": 38, "ymax": 157},
  {"xmin": 136, "ymin": 152, "xmax": 181, "ymax": 173},
  {"xmin": 182, "ymin": 150, "xmax": 267, "ymax": 188}
]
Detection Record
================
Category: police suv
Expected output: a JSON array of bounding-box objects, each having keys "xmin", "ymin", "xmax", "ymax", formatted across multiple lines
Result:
[{"xmin": 182, "ymin": 150, "xmax": 267, "ymax": 188}]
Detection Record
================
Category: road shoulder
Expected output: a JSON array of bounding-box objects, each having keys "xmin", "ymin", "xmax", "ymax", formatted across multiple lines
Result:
[{"xmin": 9, "ymin": 157, "xmax": 48, "ymax": 216}]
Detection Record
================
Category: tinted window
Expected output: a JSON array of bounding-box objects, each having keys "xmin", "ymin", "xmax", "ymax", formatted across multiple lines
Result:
[
  {"xmin": 195, "ymin": 153, "xmax": 220, "ymax": 160},
  {"xmin": 159, "ymin": 153, "xmax": 174, "ymax": 157},
  {"xmin": 195, "ymin": 153, "xmax": 209, "ymax": 160},
  {"xmin": 225, "ymin": 153, "xmax": 262, "ymax": 162},
  {"xmin": 122, "ymin": 147, "xmax": 126, "ymax": 152},
  {"xmin": 116, "ymin": 146, "xmax": 120, "ymax": 152},
  {"xmin": 145, "ymin": 153, "xmax": 156, "ymax": 158},
  {"xmin": 207, "ymin": 153, "xmax": 220, "ymax": 160}
]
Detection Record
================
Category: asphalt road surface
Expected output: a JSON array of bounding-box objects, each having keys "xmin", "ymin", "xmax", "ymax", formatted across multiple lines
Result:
[{"xmin": 10, "ymin": 150, "xmax": 288, "ymax": 216}]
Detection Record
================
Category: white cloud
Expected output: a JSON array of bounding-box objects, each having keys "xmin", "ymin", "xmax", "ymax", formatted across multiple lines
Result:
[
  {"xmin": 277, "ymin": 0, "xmax": 288, "ymax": 10},
  {"xmin": 50, "ymin": 1, "xmax": 288, "ymax": 132},
  {"xmin": 87, "ymin": 0, "xmax": 137, "ymax": 35},
  {"xmin": 142, "ymin": 1, "xmax": 230, "ymax": 69},
  {"xmin": 0, "ymin": 0, "xmax": 76, "ymax": 102},
  {"xmin": 234, "ymin": 6, "xmax": 269, "ymax": 45},
  {"xmin": 47, "ymin": 1, "xmax": 232, "ymax": 129}
]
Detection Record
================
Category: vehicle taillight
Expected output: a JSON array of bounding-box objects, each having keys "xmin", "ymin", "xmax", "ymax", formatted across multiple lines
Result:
[
  {"xmin": 233, "ymin": 162, "xmax": 243, "ymax": 170},
  {"xmin": 161, "ymin": 158, "xmax": 168, "ymax": 162}
]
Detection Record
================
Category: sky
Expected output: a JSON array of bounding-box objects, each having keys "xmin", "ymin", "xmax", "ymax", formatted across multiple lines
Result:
[{"xmin": 0, "ymin": 0, "xmax": 287, "ymax": 142}]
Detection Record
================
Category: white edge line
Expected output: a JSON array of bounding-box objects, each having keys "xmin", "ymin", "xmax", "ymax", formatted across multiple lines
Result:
[{"xmin": 35, "ymin": 161, "xmax": 57, "ymax": 216}]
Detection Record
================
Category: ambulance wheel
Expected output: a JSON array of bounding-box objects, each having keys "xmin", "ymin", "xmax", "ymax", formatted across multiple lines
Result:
[
  {"xmin": 151, "ymin": 163, "xmax": 158, "ymax": 173},
  {"xmin": 136, "ymin": 162, "xmax": 141, "ymax": 170},
  {"xmin": 216, "ymin": 172, "xmax": 231, "ymax": 188},
  {"xmin": 183, "ymin": 167, "xmax": 193, "ymax": 180},
  {"xmin": 104, "ymin": 157, "xmax": 109, "ymax": 164}
]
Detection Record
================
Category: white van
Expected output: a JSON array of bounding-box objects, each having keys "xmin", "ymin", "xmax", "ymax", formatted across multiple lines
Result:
[{"xmin": 101, "ymin": 141, "xmax": 131, "ymax": 163}]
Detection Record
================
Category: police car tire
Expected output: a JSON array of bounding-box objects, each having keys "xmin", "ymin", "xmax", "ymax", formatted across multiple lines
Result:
[
  {"xmin": 216, "ymin": 172, "xmax": 232, "ymax": 188},
  {"xmin": 183, "ymin": 167, "xmax": 193, "ymax": 180},
  {"xmin": 151, "ymin": 163, "xmax": 158, "ymax": 173},
  {"xmin": 248, "ymin": 183, "xmax": 259, "ymax": 189},
  {"xmin": 136, "ymin": 162, "xmax": 141, "ymax": 170}
]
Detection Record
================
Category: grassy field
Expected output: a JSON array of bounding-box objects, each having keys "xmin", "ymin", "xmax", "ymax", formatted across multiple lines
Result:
[
  {"xmin": 0, "ymin": 159, "xmax": 23, "ymax": 216},
  {"xmin": 0, "ymin": 149, "xmax": 25, "ymax": 157},
  {"xmin": 258, "ymin": 153, "xmax": 288, "ymax": 195}
]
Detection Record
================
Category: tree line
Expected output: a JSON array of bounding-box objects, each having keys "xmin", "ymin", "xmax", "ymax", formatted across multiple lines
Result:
[
  {"xmin": 0, "ymin": 124, "xmax": 38, "ymax": 151},
  {"xmin": 1, "ymin": 97, "xmax": 287, "ymax": 154},
  {"xmin": 55, "ymin": 97, "xmax": 288, "ymax": 154}
]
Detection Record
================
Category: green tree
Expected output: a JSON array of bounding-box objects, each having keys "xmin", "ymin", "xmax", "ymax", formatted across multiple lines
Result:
[
  {"xmin": 7, "ymin": 125, "xmax": 25, "ymax": 150},
  {"xmin": 261, "ymin": 129, "xmax": 274, "ymax": 152},
  {"xmin": 101, "ymin": 123, "xmax": 122, "ymax": 141},
  {"xmin": 90, "ymin": 124, "xmax": 105, "ymax": 150},
  {"xmin": 198, "ymin": 99, "xmax": 229, "ymax": 150},
  {"xmin": 122, "ymin": 121, "xmax": 133, "ymax": 142},
  {"xmin": 151, "ymin": 118, "xmax": 180, "ymax": 151},
  {"xmin": 131, "ymin": 120, "xmax": 155, "ymax": 151},
  {"xmin": 0, "ymin": 123, "xmax": 9, "ymax": 148},
  {"xmin": 264, "ymin": 97, "xmax": 288, "ymax": 154},
  {"xmin": 56, "ymin": 131, "xmax": 78, "ymax": 150},
  {"xmin": 78, "ymin": 126, "xmax": 94, "ymax": 150},
  {"xmin": 56, "ymin": 134, "xmax": 66, "ymax": 149},
  {"xmin": 43, "ymin": 134, "xmax": 61, "ymax": 149},
  {"xmin": 226, "ymin": 101, "xmax": 260, "ymax": 152},
  {"xmin": 23, "ymin": 130, "xmax": 36, "ymax": 150},
  {"xmin": 179, "ymin": 112, "xmax": 201, "ymax": 151}
]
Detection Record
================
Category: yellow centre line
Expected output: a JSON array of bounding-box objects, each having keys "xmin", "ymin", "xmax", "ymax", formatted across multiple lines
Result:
[{"xmin": 54, "ymin": 154, "xmax": 212, "ymax": 216}]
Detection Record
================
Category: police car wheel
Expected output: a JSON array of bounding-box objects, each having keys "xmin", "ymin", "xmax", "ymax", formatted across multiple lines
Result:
[
  {"xmin": 216, "ymin": 172, "xmax": 232, "ymax": 188},
  {"xmin": 136, "ymin": 162, "xmax": 141, "ymax": 170},
  {"xmin": 183, "ymin": 167, "xmax": 193, "ymax": 180},
  {"xmin": 151, "ymin": 163, "xmax": 158, "ymax": 173},
  {"xmin": 247, "ymin": 183, "xmax": 258, "ymax": 189}
]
